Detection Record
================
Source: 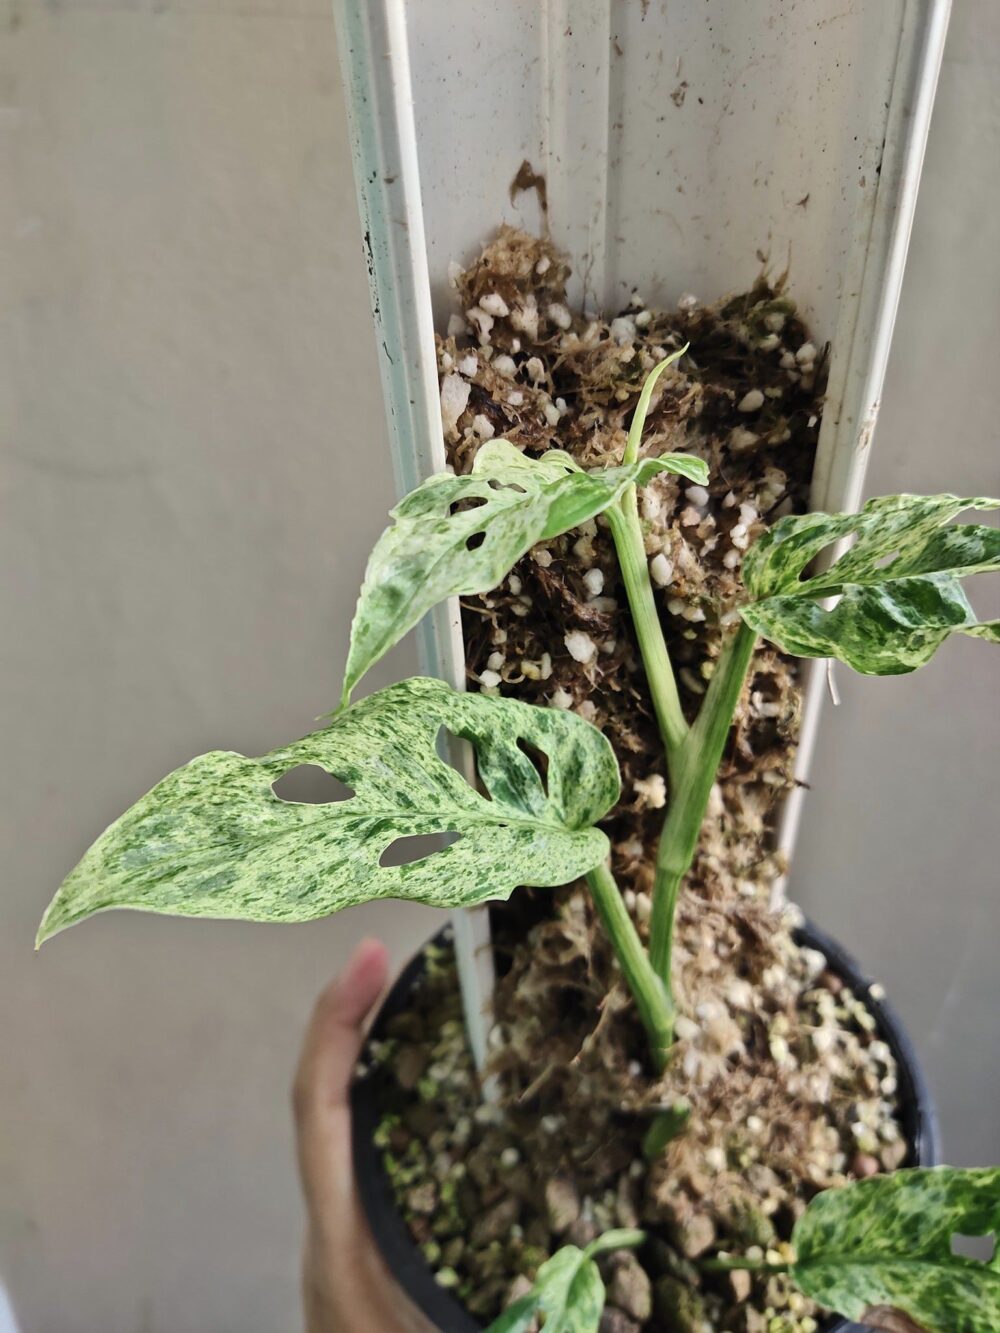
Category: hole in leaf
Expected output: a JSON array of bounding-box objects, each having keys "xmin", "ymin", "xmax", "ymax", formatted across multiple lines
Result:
[
  {"xmin": 466, "ymin": 531, "xmax": 486, "ymax": 550},
  {"xmin": 516, "ymin": 736, "xmax": 550, "ymax": 796},
  {"xmin": 487, "ymin": 478, "xmax": 527, "ymax": 494},
  {"xmin": 271, "ymin": 765, "xmax": 355, "ymax": 805},
  {"xmin": 379, "ymin": 831, "xmax": 461, "ymax": 868},
  {"xmin": 449, "ymin": 497, "xmax": 487, "ymax": 516},
  {"xmin": 437, "ymin": 726, "xmax": 493, "ymax": 801},
  {"xmin": 951, "ymin": 1233, "xmax": 995, "ymax": 1263}
]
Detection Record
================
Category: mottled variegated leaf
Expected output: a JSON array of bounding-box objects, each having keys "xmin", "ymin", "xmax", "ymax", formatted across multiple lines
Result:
[
  {"xmin": 484, "ymin": 1292, "xmax": 540, "ymax": 1333},
  {"xmin": 740, "ymin": 494, "xmax": 1000, "ymax": 674},
  {"xmin": 485, "ymin": 1231, "xmax": 645, "ymax": 1333},
  {"xmin": 37, "ymin": 678, "xmax": 618, "ymax": 944},
  {"xmin": 792, "ymin": 1167, "xmax": 1000, "ymax": 1332},
  {"xmin": 343, "ymin": 441, "xmax": 708, "ymax": 702}
]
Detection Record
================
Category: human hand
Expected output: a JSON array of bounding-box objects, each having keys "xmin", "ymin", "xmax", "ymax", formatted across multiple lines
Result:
[{"xmin": 293, "ymin": 938, "xmax": 437, "ymax": 1333}]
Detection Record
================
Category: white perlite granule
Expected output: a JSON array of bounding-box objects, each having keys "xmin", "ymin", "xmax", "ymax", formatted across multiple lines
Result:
[
  {"xmin": 564, "ymin": 630, "xmax": 597, "ymax": 664},
  {"xmin": 439, "ymin": 374, "xmax": 471, "ymax": 437}
]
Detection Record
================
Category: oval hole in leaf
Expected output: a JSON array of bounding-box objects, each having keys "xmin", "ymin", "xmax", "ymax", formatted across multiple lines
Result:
[
  {"xmin": 466, "ymin": 531, "xmax": 486, "ymax": 550},
  {"xmin": 449, "ymin": 497, "xmax": 488, "ymax": 516},
  {"xmin": 271, "ymin": 765, "xmax": 355, "ymax": 805},
  {"xmin": 951, "ymin": 1232, "xmax": 996, "ymax": 1262},
  {"xmin": 516, "ymin": 736, "xmax": 550, "ymax": 796},
  {"xmin": 379, "ymin": 831, "xmax": 461, "ymax": 868},
  {"xmin": 437, "ymin": 725, "xmax": 495, "ymax": 804}
]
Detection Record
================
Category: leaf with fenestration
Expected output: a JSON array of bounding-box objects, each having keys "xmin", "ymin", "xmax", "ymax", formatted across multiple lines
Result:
[
  {"xmin": 484, "ymin": 1231, "xmax": 645, "ymax": 1333},
  {"xmin": 342, "ymin": 440, "xmax": 708, "ymax": 702},
  {"xmin": 37, "ymin": 677, "xmax": 619, "ymax": 943},
  {"xmin": 739, "ymin": 494, "xmax": 1000, "ymax": 674},
  {"xmin": 792, "ymin": 1167, "xmax": 1000, "ymax": 1332}
]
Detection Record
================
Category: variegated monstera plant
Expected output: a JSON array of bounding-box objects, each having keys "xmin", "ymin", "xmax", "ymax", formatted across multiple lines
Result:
[{"xmin": 40, "ymin": 354, "xmax": 1000, "ymax": 1332}]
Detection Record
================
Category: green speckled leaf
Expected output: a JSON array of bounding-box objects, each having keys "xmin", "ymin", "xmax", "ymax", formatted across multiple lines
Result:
[
  {"xmin": 37, "ymin": 677, "xmax": 618, "ymax": 944},
  {"xmin": 485, "ymin": 1232, "xmax": 645, "ymax": 1332},
  {"xmin": 484, "ymin": 1292, "xmax": 539, "ymax": 1333},
  {"xmin": 529, "ymin": 1247, "xmax": 604, "ymax": 1332},
  {"xmin": 793, "ymin": 1167, "xmax": 1000, "ymax": 1333},
  {"xmin": 343, "ymin": 440, "xmax": 708, "ymax": 702},
  {"xmin": 740, "ymin": 494, "xmax": 1000, "ymax": 674}
]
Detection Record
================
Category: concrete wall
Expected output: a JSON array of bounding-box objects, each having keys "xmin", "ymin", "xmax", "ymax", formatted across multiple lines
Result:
[{"xmin": 1, "ymin": 2, "xmax": 997, "ymax": 1329}]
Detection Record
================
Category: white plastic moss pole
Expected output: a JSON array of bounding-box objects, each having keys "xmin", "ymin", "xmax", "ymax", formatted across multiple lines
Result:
[{"xmin": 333, "ymin": 0, "xmax": 952, "ymax": 1070}]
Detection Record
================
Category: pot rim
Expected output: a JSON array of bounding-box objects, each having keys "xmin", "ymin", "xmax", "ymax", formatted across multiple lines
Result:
[{"xmin": 351, "ymin": 917, "xmax": 940, "ymax": 1333}]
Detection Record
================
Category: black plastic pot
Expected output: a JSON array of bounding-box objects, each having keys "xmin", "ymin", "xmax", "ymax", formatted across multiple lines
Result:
[{"xmin": 352, "ymin": 920, "xmax": 939, "ymax": 1333}]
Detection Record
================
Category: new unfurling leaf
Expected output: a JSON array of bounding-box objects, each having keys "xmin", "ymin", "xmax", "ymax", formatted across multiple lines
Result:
[
  {"xmin": 791, "ymin": 1167, "xmax": 1000, "ymax": 1332},
  {"xmin": 37, "ymin": 678, "xmax": 619, "ymax": 944},
  {"xmin": 740, "ymin": 494, "xmax": 1000, "ymax": 674},
  {"xmin": 342, "ymin": 440, "xmax": 708, "ymax": 702},
  {"xmin": 485, "ymin": 1231, "xmax": 646, "ymax": 1333}
]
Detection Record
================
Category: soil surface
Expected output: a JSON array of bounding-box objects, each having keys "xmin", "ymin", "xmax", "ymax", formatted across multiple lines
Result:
[{"xmin": 366, "ymin": 229, "xmax": 908, "ymax": 1332}]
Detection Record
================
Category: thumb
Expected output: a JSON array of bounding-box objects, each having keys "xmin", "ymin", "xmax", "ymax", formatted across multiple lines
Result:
[{"xmin": 293, "ymin": 937, "xmax": 389, "ymax": 1228}]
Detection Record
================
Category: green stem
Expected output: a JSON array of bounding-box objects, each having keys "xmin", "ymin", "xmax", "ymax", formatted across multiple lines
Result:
[
  {"xmin": 607, "ymin": 497, "xmax": 688, "ymax": 774},
  {"xmin": 586, "ymin": 862, "xmax": 674, "ymax": 1072},
  {"xmin": 649, "ymin": 620, "xmax": 758, "ymax": 980}
]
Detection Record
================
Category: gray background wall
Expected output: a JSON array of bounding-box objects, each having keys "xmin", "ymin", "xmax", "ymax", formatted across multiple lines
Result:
[{"xmin": 1, "ymin": 3, "xmax": 997, "ymax": 1331}]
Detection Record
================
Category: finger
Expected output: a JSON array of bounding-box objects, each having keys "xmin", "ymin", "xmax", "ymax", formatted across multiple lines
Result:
[
  {"xmin": 294, "ymin": 936, "xmax": 389, "ymax": 1117},
  {"xmin": 293, "ymin": 938, "xmax": 389, "ymax": 1230}
]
